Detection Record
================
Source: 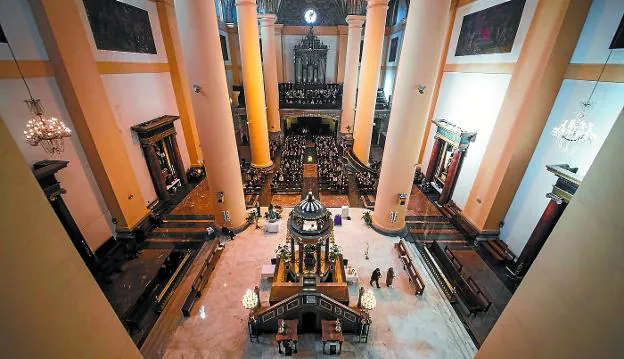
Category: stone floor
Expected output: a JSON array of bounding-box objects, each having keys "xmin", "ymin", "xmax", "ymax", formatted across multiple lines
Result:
[{"xmin": 162, "ymin": 208, "xmax": 476, "ymax": 359}]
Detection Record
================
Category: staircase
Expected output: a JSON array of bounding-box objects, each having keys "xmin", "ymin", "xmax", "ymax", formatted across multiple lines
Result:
[{"xmin": 146, "ymin": 214, "xmax": 215, "ymax": 241}]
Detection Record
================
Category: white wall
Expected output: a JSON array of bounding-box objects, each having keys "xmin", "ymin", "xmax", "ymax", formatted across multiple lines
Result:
[
  {"xmin": 500, "ymin": 0, "xmax": 624, "ymax": 255},
  {"xmin": 421, "ymin": 0, "xmax": 538, "ymax": 209},
  {"xmin": 101, "ymin": 73, "xmax": 189, "ymax": 206},
  {"xmin": 282, "ymin": 34, "xmax": 338, "ymax": 83},
  {"xmin": 0, "ymin": 0, "xmax": 114, "ymax": 250},
  {"xmin": 422, "ymin": 72, "xmax": 511, "ymax": 209},
  {"xmin": 76, "ymin": 0, "xmax": 190, "ymax": 205},
  {"xmin": 501, "ymin": 80, "xmax": 624, "ymax": 254}
]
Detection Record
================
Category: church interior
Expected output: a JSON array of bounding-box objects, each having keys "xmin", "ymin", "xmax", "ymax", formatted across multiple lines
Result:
[{"xmin": 1, "ymin": 0, "xmax": 623, "ymax": 358}]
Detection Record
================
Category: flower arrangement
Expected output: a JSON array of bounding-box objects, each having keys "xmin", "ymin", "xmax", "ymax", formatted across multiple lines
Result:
[
  {"xmin": 246, "ymin": 211, "xmax": 257, "ymax": 224},
  {"xmin": 362, "ymin": 211, "xmax": 372, "ymax": 227},
  {"xmin": 242, "ymin": 289, "xmax": 258, "ymax": 310},
  {"xmin": 360, "ymin": 289, "xmax": 377, "ymax": 312},
  {"xmin": 275, "ymin": 244, "xmax": 291, "ymax": 260},
  {"xmin": 329, "ymin": 243, "xmax": 342, "ymax": 261}
]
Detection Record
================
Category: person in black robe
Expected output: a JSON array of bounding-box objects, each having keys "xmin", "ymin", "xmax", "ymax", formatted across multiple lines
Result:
[{"xmin": 369, "ymin": 268, "xmax": 381, "ymax": 288}]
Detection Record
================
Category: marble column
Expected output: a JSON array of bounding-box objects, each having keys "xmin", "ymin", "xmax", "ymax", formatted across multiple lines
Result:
[
  {"xmin": 339, "ymin": 15, "xmax": 366, "ymax": 135},
  {"xmin": 424, "ymin": 138, "xmax": 444, "ymax": 181},
  {"xmin": 336, "ymin": 25, "xmax": 348, "ymax": 83},
  {"xmin": 372, "ymin": 0, "xmax": 451, "ymax": 234},
  {"xmin": 275, "ymin": 24, "xmax": 284, "ymax": 83},
  {"xmin": 176, "ymin": 0, "xmax": 247, "ymax": 231},
  {"xmin": 258, "ymin": 14, "xmax": 281, "ymax": 135},
  {"xmin": 235, "ymin": 0, "xmax": 273, "ymax": 169},
  {"xmin": 511, "ymin": 199, "xmax": 567, "ymax": 277},
  {"xmin": 351, "ymin": 0, "xmax": 389, "ymax": 164},
  {"xmin": 439, "ymin": 149, "xmax": 464, "ymax": 204}
]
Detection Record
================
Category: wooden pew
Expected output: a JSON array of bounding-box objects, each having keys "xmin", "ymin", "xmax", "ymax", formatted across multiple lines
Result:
[
  {"xmin": 181, "ymin": 240, "xmax": 223, "ymax": 317},
  {"xmin": 481, "ymin": 239, "xmax": 516, "ymax": 264},
  {"xmin": 394, "ymin": 240, "xmax": 425, "ymax": 295},
  {"xmin": 428, "ymin": 241, "xmax": 491, "ymax": 316}
]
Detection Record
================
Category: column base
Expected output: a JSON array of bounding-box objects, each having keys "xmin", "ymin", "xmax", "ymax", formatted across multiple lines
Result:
[
  {"xmin": 251, "ymin": 161, "xmax": 274, "ymax": 172},
  {"xmin": 215, "ymin": 220, "xmax": 249, "ymax": 234},
  {"xmin": 371, "ymin": 220, "xmax": 408, "ymax": 238}
]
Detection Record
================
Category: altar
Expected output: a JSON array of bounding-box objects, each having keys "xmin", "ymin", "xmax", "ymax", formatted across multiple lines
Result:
[{"xmin": 268, "ymin": 192, "xmax": 349, "ymax": 306}]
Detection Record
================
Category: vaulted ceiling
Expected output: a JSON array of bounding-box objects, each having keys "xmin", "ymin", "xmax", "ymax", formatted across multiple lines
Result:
[{"xmin": 277, "ymin": 0, "xmax": 347, "ymax": 26}]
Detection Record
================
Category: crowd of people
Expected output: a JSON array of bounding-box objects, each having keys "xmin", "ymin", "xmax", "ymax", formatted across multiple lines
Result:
[
  {"xmin": 271, "ymin": 135, "xmax": 305, "ymax": 193},
  {"xmin": 279, "ymin": 83, "xmax": 343, "ymax": 108},
  {"xmin": 240, "ymin": 159, "xmax": 267, "ymax": 195},
  {"xmin": 269, "ymin": 139, "xmax": 280, "ymax": 159},
  {"xmin": 355, "ymin": 170, "xmax": 377, "ymax": 194},
  {"xmin": 315, "ymin": 136, "xmax": 348, "ymax": 193}
]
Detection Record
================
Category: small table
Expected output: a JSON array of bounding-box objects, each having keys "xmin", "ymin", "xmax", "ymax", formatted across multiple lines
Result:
[
  {"xmin": 261, "ymin": 264, "xmax": 275, "ymax": 280},
  {"xmin": 321, "ymin": 320, "xmax": 345, "ymax": 354},
  {"xmin": 276, "ymin": 319, "xmax": 298, "ymax": 354}
]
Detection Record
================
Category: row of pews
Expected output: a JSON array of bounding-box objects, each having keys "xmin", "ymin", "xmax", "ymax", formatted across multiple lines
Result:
[
  {"xmin": 182, "ymin": 240, "xmax": 224, "ymax": 317},
  {"xmin": 425, "ymin": 241, "xmax": 491, "ymax": 316},
  {"xmin": 394, "ymin": 240, "xmax": 425, "ymax": 295}
]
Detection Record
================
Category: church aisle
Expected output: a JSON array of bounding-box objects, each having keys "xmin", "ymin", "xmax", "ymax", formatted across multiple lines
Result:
[{"xmin": 162, "ymin": 208, "xmax": 476, "ymax": 358}]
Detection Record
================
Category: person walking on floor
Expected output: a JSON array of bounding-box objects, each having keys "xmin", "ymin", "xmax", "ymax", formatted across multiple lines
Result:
[
  {"xmin": 386, "ymin": 267, "xmax": 396, "ymax": 288},
  {"xmin": 369, "ymin": 268, "xmax": 381, "ymax": 288}
]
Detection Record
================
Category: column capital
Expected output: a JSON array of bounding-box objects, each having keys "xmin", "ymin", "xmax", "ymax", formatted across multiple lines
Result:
[
  {"xmin": 367, "ymin": 0, "xmax": 390, "ymax": 10},
  {"xmin": 258, "ymin": 13, "xmax": 278, "ymax": 26},
  {"xmin": 346, "ymin": 15, "xmax": 366, "ymax": 27}
]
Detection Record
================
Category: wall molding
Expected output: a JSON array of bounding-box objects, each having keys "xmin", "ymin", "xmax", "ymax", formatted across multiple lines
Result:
[
  {"xmin": 444, "ymin": 63, "xmax": 515, "ymax": 74},
  {"xmin": 0, "ymin": 60, "xmax": 54, "ymax": 79},
  {"xmin": 564, "ymin": 64, "xmax": 624, "ymax": 83},
  {"xmin": 96, "ymin": 62, "xmax": 170, "ymax": 74},
  {"xmin": 282, "ymin": 26, "xmax": 339, "ymax": 35}
]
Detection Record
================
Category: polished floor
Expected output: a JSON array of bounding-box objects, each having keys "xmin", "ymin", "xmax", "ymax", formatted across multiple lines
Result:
[{"xmin": 161, "ymin": 208, "xmax": 476, "ymax": 359}]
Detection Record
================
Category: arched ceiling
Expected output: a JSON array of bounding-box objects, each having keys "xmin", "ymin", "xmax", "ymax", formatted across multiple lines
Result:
[{"xmin": 277, "ymin": 0, "xmax": 347, "ymax": 26}]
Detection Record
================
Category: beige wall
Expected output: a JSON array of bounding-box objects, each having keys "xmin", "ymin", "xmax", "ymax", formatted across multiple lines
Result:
[
  {"xmin": 0, "ymin": 0, "xmax": 114, "ymax": 250},
  {"xmin": 75, "ymin": 0, "xmax": 191, "ymax": 206},
  {"xmin": 478, "ymin": 109, "xmax": 624, "ymax": 358},
  {"xmin": 0, "ymin": 120, "xmax": 141, "ymax": 359}
]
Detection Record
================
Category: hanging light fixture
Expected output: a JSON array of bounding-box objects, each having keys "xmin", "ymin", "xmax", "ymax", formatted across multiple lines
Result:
[
  {"xmin": 5, "ymin": 38, "xmax": 71, "ymax": 155},
  {"xmin": 551, "ymin": 50, "xmax": 613, "ymax": 155}
]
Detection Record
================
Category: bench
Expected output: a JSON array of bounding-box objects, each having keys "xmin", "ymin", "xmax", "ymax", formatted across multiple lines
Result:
[
  {"xmin": 481, "ymin": 239, "xmax": 516, "ymax": 264},
  {"xmin": 182, "ymin": 241, "xmax": 223, "ymax": 317},
  {"xmin": 394, "ymin": 240, "xmax": 425, "ymax": 295},
  {"xmin": 428, "ymin": 241, "xmax": 491, "ymax": 316}
]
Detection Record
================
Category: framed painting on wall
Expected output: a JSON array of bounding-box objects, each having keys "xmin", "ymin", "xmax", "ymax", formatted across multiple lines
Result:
[
  {"xmin": 455, "ymin": 0, "xmax": 526, "ymax": 56},
  {"xmin": 83, "ymin": 0, "xmax": 157, "ymax": 54}
]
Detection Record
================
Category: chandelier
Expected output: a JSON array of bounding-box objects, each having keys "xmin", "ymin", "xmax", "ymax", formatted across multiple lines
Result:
[
  {"xmin": 551, "ymin": 101, "xmax": 596, "ymax": 155},
  {"xmin": 360, "ymin": 289, "xmax": 377, "ymax": 312},
  {"xmin": 6, "ymin": 38, "xmax": 71, "ymax": 155},
  {"xmin": 551, "ymin": 49, "xmax": 613, "ymax": 155},
  {"xmin": 24, "ymin": 99, "xmax": 71, "ymax": 155}
]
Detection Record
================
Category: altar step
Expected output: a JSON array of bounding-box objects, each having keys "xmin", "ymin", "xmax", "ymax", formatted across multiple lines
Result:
[
  {"xmin": 146, "ymin": 226, "xmax": 214, "ymax": 240},
  {"xmin": 161, "ymin": 213, "xmax": 214, "ymax": 221},
  {"xmin": 160, "ymin": 218, "xmax": 214, "ymax": 228}
]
